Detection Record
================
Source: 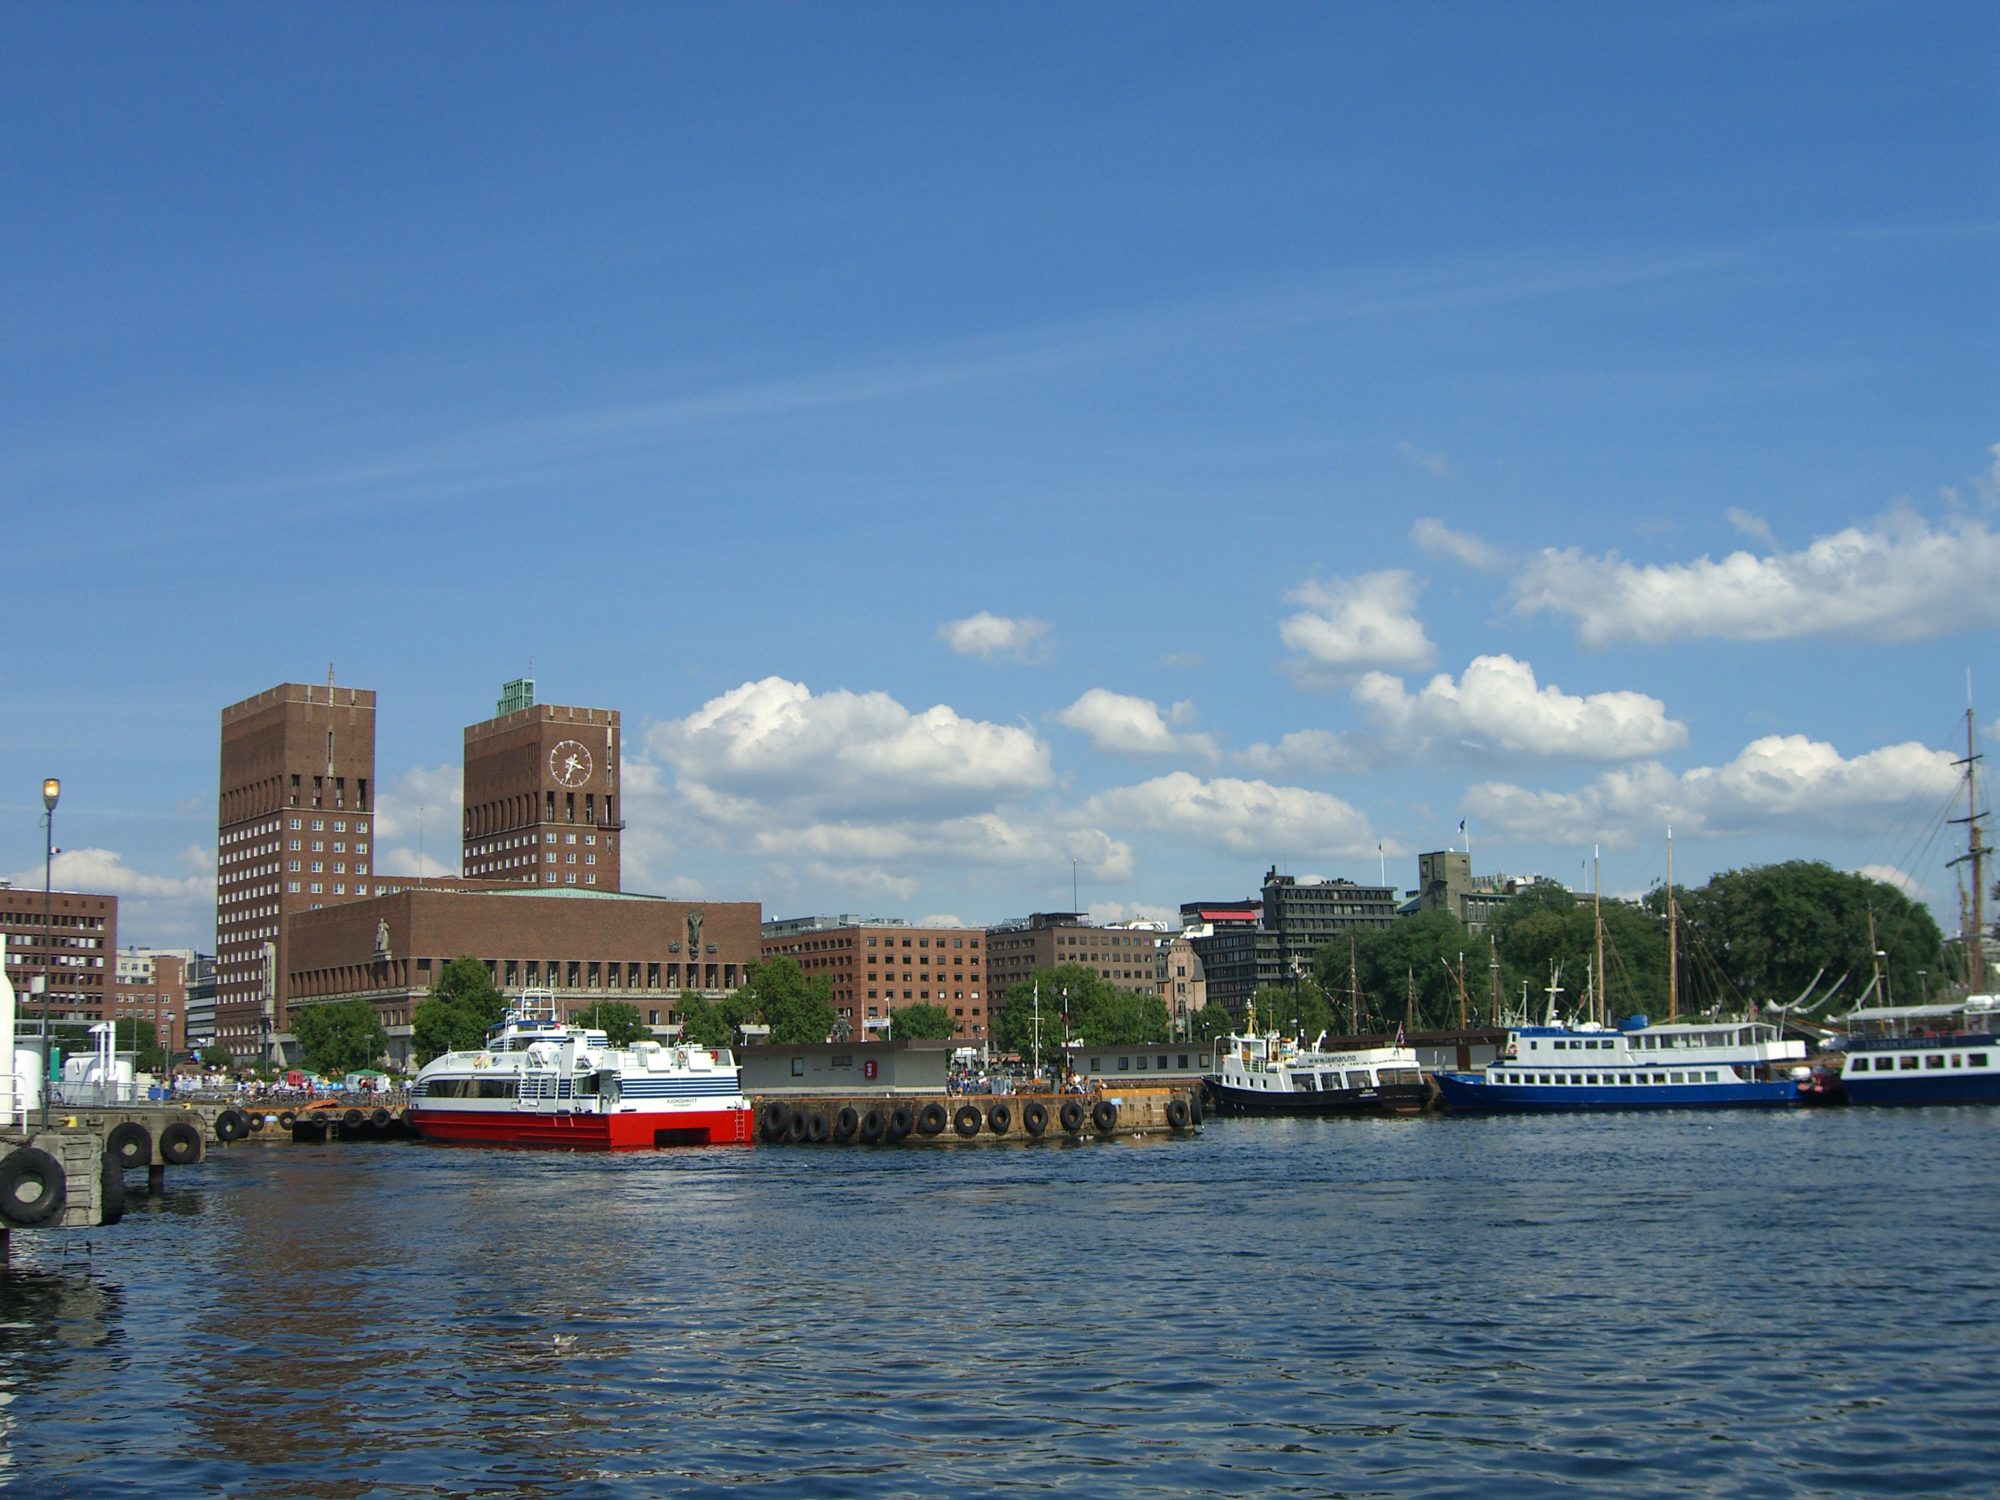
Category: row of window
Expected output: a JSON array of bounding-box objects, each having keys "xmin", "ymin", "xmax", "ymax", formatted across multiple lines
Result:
[
  {"xmin": 1510, "ymin": 1071, "xmax": 1724, "ymax": 1085},
  {"xmin": 1851, "ymin": 1053, "xmax": 1989, "ymax": 1071}
]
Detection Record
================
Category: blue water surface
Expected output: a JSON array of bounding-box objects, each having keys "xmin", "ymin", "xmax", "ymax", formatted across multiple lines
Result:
[{"xmin": 2, "ymin": 1108, "xmax": 1995, "ymax": 1497}]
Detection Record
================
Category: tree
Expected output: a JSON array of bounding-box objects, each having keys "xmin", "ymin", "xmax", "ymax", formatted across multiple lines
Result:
[
  {"xmin": 199, "ymin": 1039, "xmax": 233, "ymax": 1070},
  {"xmin": 411, "ymin": 955, "xmax": 508, "ymax": 1064},
  {"xmin": 890, "ymin": 1002, "xmax": 956, "ymax": 1040},
  {"xmin": 577, "ymin": 1000, "xmax": 647, "ymax": 1047},
  {"xmin": 739, "ymin": 956, "xmax": 835, "ymax": 1045},
  {"xmin": 290, "ymin": 998, "xmax": 388, "ymax": 1077},
  {"xmin": 991, "ymin": 965, "xmax": 1168, "ymax": 1057},
  {"xmin": 112, "ymin": 1018, "xmax": 165, "ymax": 1073},
  {"xmin": 1189, "ymin": 1004, "xmax": 1236, "ymax": 1041}
]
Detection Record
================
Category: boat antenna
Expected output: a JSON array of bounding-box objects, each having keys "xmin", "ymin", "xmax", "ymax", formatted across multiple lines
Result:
[{"xmin": 1947, "ymin": 688, "xmax": 1988, "ymax": 994}]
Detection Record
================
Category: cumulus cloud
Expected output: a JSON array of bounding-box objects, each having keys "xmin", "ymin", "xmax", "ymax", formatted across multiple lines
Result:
[
  {"xmin": 650, "ymin": 677, "xmax": 1054, "ymax": 820},
  {"xmin": 1463, "ymin": 734, "xmax": 1958, "ymax": 846},
  {"xmin": 372, "ymin": 763, "xmax": 464, "ymax": 877},
  {"xmin": 1237, "ymin": 728, "xmax": 1369, "ymax": 777},
  {"xmin": 1055, "ymin": 689, "xmax": 1219, "ymax": 762},
  {"xmin": 1411, "ymin": 517, "xmax": 1506, "ymax": 572},
  {"xmin": 1279, "ymin": 570, "xmax": 1435, "ymax": 685},
  {"xmin": 9, "ymin": 847, "xmax": 210, "ymax": 902},
  {"xmin": 1512, "ymin": 506, "xmax": 2000, "ymax": 647},
  {"xmin": 937, "ymin": 611, "xmax": 1053, "ymax": 661},
  {"xmin": 1352, "ymin": 654, "xmax": 1687, "ymax": 761},
  {"xmin": 1082, "ymin": 772, "xmax": 1377, "ymax": 859}
]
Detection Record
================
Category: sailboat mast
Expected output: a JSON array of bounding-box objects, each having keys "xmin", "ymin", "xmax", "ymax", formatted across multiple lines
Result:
[
  {"xmin": 1952, "ymin": 700, "xmax": 1988, "ymax": 993},
  {"xmin": 1667, "ymin": 827, "xmax": 1679, "ymax": 1024},
  {"xmin": 1593, "ymin": 846, "xmax": 1605, "ymax": 1027}
]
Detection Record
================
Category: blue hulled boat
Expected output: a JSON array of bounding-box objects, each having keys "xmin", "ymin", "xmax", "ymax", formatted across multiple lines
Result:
[
  {"xmin": 1433, "ymin": 1014, "xmax": 1807, "ymax": 1112},
  {"xmin": 1831, "ymin": 996, "xmax": 2000, "ymax": 1105}
]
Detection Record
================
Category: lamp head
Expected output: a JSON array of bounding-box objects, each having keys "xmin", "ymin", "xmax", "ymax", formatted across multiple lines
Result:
[{"xmin": 42, "ymin": 777, "xmax": 60, "ymax": 812}]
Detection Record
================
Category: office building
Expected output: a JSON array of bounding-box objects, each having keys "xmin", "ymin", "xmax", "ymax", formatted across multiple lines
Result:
[{"xmin": 461, "ymin": 679, "xmax": 623, "ymax": 891}]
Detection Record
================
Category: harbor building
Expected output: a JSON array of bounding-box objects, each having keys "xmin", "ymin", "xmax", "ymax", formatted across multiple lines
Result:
[
  {"xmin": 0, "ymin": 884, "xmax": 117, "ymax": 1027},
  {"xmin": 1162, "ymin": 931, "xmax": 1210, "ymax": 1036},
  {"xmin": 1188, "ymin": 868, "xmax": 1397, "ymax": 1019},
  {"xmin": 983, "ymin": 912, "xmax": 1167, "ymax": 1014},
  {"xmin": 1414, "ymin": 850, "xmax": 1547, "ymax": 931},
  {"xmin": 760, "ymin": 916, "xmax": 987, "ymax": 1042},
  {"xmin": 285, "ymin": 887, "xmax": 762, "ymax": 1071},
  {"xmin": 216, "ymin": 679, "xmax": 376, "ymax": 1063},
  {"xmin": 461, "ymin": 678, "xmax": 624, "ymax": 891},
  {"xmin": 111, "ymin": 946, "xmax": 188, "ymax": 1054}
]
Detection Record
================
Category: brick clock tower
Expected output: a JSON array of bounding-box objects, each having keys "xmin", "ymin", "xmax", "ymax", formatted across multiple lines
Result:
[{"xmin": 462, "ymin": 679, "xmax": 623, "ymax": 891}]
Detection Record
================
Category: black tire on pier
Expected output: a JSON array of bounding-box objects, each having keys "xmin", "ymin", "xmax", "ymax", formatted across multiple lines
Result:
[
  {"xmin": 832, "ymin": 1106, "xmax": 860, "ymax": 1142},
  {"xmin": 105, "ymin": 1121, "xmax": 152, "ymax": 1171},
  {"xmin": 858, "ymin": 1109, "xmax": 886, "ymax": 1144},
  {"xmin": 247, "ymin": 1113, "xmax": 266, "ymax": 1132},
  {"xmin": 277, "ymin": 1111, "xmax": 297, "ymax": 1130},
  {"xmin": 214, "ymin": 1108, "xmax": 249, "ymax": 1143},
  {"xmin": 952, "ymin": 1104, "xmax": 982, "ymax": 1138},
  {"xmin": 916, "ymin": 1102, "xmax": 948, "ymax": 1136},
  {"xmin": 760, "ymin": 1101, "xmax": 792, "ymax": 1141},
  {"xmin": 887, "ymin": 1105, "xmax": 914, "ymax": 1141},
  {"xmin": 0, "ymin": 1147, "xmax": 68, "ymax": 1227},
  {"xmin": 986, "ymin": 1103, "xmax": 1012, "ymax": 1136},
  {"xmin": 1022, "ymin": 1101, "xmax": 1049, "ymax": 1137},
  {"xmin": 805, "ymin": 1110, "xmax": 830, "ymax": 1143},
  {"xmin": 1059, "ymin": 1100, "xmax": 1086, "ymax": 1135},
  {"xmin": 1165, "ymin": 1097, "xmax": 1191, "ymax": 1130},
  {"xmin": 159, "ymin": 1121, "xmax": 204, "ymax": 1165},
  {"xmin": 370, "ymin": 1108, "xmax": 392, "ymax": 1129},
  {"xmin": 787, "ymin": 1108, "xmax": 811, "ymax": 1143},
  {"xmin": 98, "ymin": 1150, "xmax": 125, "ymax": 1226},
  {"xmin": 342, "ymin": 1109, "xmax": 365, "ymax": 1130},
  {"xmin": 1091, "ymin": 1099, "xmax": 1118, "ymax": 1135},
  {"xmin": 1190, "ymin": 1088, "xmax": 1206, "ymax": 1125}
]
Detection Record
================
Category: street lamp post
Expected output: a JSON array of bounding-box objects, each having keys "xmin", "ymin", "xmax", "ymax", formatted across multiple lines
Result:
[{"xmin": 40, "ymin": 776, "xmax": 59, "ymax": 1126}]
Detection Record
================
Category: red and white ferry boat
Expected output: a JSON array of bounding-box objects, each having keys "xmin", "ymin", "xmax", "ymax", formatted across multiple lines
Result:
[{"xmin": 406, "ymin": 991, "xmax": 753, "ymax": 1149}]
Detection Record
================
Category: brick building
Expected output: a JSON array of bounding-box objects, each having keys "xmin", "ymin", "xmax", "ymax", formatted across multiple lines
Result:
[
  {"xmin": 984, "ymin": 912, "xmax": 1167, "ymax": 1013},
  {"xmin": 111, "ymin": 948, "xmax": 186, "ymax": 1053},
  {"xmin": 285, "ymin": 886, "xmax": 762, "ymax": 1070},
  {"xmin": 216, "ymin": 680, "xmax": 376, "ymax": 1062},
  {"xmin": 0, "ymin": 884, "xmax": 116, "ymax": 1028},
  {"xmin": 462, "ymin": 679, "xmax": 624, "ymax": 891},
  {"xmin": 760, "ymin": 916, "xmax": 987, "ymax": 1042}
]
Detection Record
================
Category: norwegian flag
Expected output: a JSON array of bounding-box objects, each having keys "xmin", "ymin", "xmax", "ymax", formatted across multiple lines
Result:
[{"xmin": 1394, "ymin": 1024, "xmax": 1407, "ymax": 1048}]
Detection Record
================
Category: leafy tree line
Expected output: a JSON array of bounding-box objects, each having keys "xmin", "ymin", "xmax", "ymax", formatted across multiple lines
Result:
[
  {"xmin": 988, "ymin": 963, "xmax": 1174, "ymax": 1058},
  {"xmin": 1300, "ymin": 860, "xmax": 1944, "ymax": 1033}
]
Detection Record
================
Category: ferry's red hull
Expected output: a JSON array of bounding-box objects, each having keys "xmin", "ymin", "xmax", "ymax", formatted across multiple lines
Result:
[{"xmin": 406, "ymin": 1104, "xmax": 754, "ymax": 1150}]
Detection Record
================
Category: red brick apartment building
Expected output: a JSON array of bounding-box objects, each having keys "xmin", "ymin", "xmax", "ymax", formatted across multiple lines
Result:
[
  {"xmin": 761, "ymin": 917, "xmax": 987, "ymax": 1042},
  {"xmin": 1, "ymin": 885, "xmax": 116, "ymax": 1026}
]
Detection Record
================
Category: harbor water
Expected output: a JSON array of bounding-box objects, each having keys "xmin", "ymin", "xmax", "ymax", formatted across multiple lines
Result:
[{"xmin": 2, "ymin": 1108, "xmax": 1996, "ymax": 1497}]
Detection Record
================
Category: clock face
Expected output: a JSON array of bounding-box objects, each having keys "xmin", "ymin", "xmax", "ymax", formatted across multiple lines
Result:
[{"xmin": 550, "ymin": 740, "xmax": 593, "ymax": 788}]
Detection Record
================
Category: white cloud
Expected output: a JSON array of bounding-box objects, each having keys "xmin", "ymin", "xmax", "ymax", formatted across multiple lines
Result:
[
  {"xmin": 1411, "ymin": 517, "xmax": 1506, "ymax": 572},
  {"xmin": 372, "ymin": 763, "xmax": 464, "ymax": 878},
  {"xmin": 10, "ymin": 847, "xmax": 210, "ymax": 903},
  {"xmin": 1511, "ymin": 506, "xmax": 2000, "ymax": 646},
  {"xmin": 1237, "ymin": 728, "xmax": 1368, "ymax": 777},
  {"xmin": 1726, "ymin": 507, "xmax": 1776, "ymax": 545},
  {"xmin": 1279, "ymin": 570, "xmax": 1435, "ymax": 684},
  {"xmin": 937, "ymin": 611, "xmax": 1053, "ymax": 661},
  {"xmin": 1082, "ymin": 772, "xmax": 1376, "ymax": 859},
  {"xmin": 1856, "ymin": 863, "xmax": 1925, "ymax": 899},
  {"xmin": 1464, "ymin": 734, "xmax": 1958, "ymax": 846},
  {"xmin": 1352, "ymin": 654, "xmax": 1687, "ymax": 761},
  {"xmin": 649, "ymin": 677, "xmax": 1054, "ymax": 821},
  {"xmin": 1055, "ymin": 689, "xmax": 1219, "ymax": 762},
  {"xmin": 1396, "ymin": 441, "xmax": 1452, "ymax": 479}
]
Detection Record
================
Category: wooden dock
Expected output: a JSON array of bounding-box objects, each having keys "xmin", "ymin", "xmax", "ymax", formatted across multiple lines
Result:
[{"xmin": 748, "ymin": 1085, "xmax": 1203, "ymax": 1145}]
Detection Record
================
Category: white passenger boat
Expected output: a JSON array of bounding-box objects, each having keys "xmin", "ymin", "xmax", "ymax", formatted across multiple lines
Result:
[
  {"xmin": 1830, "ymin": 995, "xmax": 2000, "ymax": 1106},
  {"xmin": 406, "ymin": 990, "xmax": 753, "ymax": 1149},
  {"xmin": 1205, "ymin": 1030, "xmax": 1427, "ymax": 1116},
  {"xmin": 1433, "ymin": 1015, "xmax": 1806, "ymax": 1111}
]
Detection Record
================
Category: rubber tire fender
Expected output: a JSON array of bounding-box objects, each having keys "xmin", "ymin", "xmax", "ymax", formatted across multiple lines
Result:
[
  {"xmin": 1022, "ymin": 1101, "xmax": 1049, "ymax": 1137},
  {"xmin": 787, "ymin": 1108, "xmax": 811, "ymax": 1142},
  {"xmin": 760, "ymin": 1102, "xmax": 792, "ymax": 1141},
  {"xmin": 105, "ymin": 1121, "xmax": 152, "ymax": 1171},
  {"xmin": 1165, "ymin": 1097, "xmax": 1190, "ymax": 1129},
  {"xmin": 247, "ymin": 1112, "xmax": 266, "ymax": 1132},
  {"xmin": 952, "ymin": 1104, "xmax": 982, "ymax": 1138},
  {"xmin": 342, "ymin": 1108, "xmax": 365, "ymax": 1130},
  {"xmin": 858, "ymin": 1109, "xmax": 886, "ymax": 1143},
  {"xmin": 1091, "ymin": 1099, "xmax": 1118, "ymax": 1134},
  {"xmin": 277, "ymin": 1110, "xmax": 297, "ymax": 1130},
  {"xmin": 804, "ymin": 1110, "xmax": 830, "ymax": 1144},
  {"xmin": 916, "ymin": 1102, "xmax": 948, "ymax": 1136},
  {"xmin": 0, "ymin": 1147, "xmax": 68, "ymax": 1227},
  {"xmin": 832, "ymin": 1106, "xmax": 860, "ymax": 1142},
  {"xmin": 371, "ymin": 1108, "xmax": 392, "ymax": 1129},
  {"xmin": 1190, "ymin": 1089, "xmax": 1206, "ymax": 1125},
  {"xmin": 887, "ymin": 1105, "xmax": 915, "ymax": 1141},
  {"xmin": 1059, "ymin": 1100, "xmax": 1086, "ymax": 1135},
  {"xmin": 159, "ymin": 1120, "xmax": 204, "ymax": 1165},
  {"xmin": 214, "ymin": 1108, "xmax": 249, "ymax": 1142},
  {"xmin": 986, "ymin": 1103, "xmax": 1012, "ymax": 1136}
]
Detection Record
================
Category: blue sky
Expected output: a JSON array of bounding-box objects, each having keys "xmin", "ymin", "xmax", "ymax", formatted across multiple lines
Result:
[{"xmin": 4, "ymin": 2, "xmax": 1996, "ymax": 953}]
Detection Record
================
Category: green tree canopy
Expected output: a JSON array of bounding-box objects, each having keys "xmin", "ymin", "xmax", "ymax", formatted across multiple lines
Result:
[
  {"xmin": 111, "ymin": 1018, "xmax": 166, "ymax": 1073},
  {"xmin": 1189, "ymin": 1004, "xmax": 1236, "ymax": 1041},
  {"xmin": 676, "ymin": 990, "xmax": 752, "ymax": 1049},
  {"xmin": 577, "ymin": 1000, "xmax": 648, "ymax": 1047},
  {"xmin": 991, "ymin": 964, "xmax": 1168, "ymax": 1057},
  {"xmin": 739, "ymin": 956, "xmax": 835, "ymax": 1045},
  {"xmin": 889, "ymin": 1001, "xmax": 956, "ymax": 1040},
  {"xmin": 411, "ymin": 955, "xmax": 508, "ymax": 1065},
  {"xmin": 290, "ymin": 998, "xmax": 389, "ymax": 1076}
]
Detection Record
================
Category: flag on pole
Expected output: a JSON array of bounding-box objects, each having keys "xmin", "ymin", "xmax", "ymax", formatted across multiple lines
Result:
[{"xmin": 1393, "ymin": 1023, "xmax": 1407, "ymax": 1048}]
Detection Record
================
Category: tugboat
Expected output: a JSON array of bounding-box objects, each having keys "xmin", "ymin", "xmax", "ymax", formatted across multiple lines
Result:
[
  {"xmin": 406, "ymin": 990, "xmax": 753, "ymax": 1149},
  {"xmin": 1205, "ymin": 1028, "xmax": 1427, "ymax": 1117}
]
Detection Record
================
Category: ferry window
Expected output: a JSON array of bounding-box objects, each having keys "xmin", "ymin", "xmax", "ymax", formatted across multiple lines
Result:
[
  {"xmin": 1118, "ymin": 1056, "xmax": 1130, "ymax": 1071},
  {"xmin": 1925, "ymin": 1055, "xmax": 1945, "ymax": 1069},
  {"xmin": 791, "ymin": 1058, "xmax": 805, "ymax": 1077},
  {"xmin": 1585, "ymin": 1074, "xmax": 1598, "ymax": 1085},
  {"xmin": 1703, "ymin": 1071, "xmax": 1718, "ymax": 1082},
  {"xmin": 1970, "ymin": 1054, "xmax": 1989, "ymax": 1068},
  {"xmin": 1554, "ymin": 1040, "xmax": 1567, "ymax": 1050},
  {"xmin": 1900, "ymin": 1056, "xmax": 1919, "ymax": 1071},
  {"xmin": 1178, "ymin": 1054, "xmax": 1190, "ymax": 1070},
  {"xmin": 1090, "ymin": 1058, "xmax": 1101, "ymax": 1071}
]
